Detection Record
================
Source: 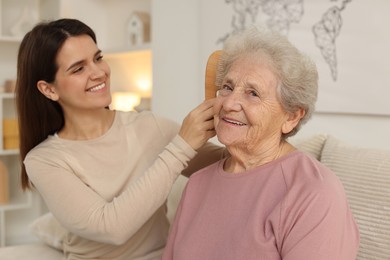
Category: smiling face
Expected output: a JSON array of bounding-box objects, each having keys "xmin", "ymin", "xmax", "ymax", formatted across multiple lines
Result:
[
  {"xmin": 214, "ymin": 54, "xmax": 290, "ymax": 156},
  {"xmin": 37, "ymin": 35, "xmax": 111, "ymax": 114}
]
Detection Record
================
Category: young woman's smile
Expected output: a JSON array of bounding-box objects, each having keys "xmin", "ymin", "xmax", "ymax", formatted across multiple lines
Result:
[{"xmin": 51, "ymin": 35, "xmax": 112, "ymax": 111}]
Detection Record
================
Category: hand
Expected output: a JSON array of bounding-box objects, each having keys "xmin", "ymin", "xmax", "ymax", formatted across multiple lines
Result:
[{"xmin": 179, "ymin": 99, "xmax": 217, "ymax": 150}]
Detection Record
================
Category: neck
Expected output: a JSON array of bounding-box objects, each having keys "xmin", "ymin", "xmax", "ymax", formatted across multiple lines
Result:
[
  {"xmin": 224, "ymin": 140, "xmax": 295, "ymax": 173},
  {"xmin": 58, "ymin": 109, "xmax": 115, "ymax": 140}
]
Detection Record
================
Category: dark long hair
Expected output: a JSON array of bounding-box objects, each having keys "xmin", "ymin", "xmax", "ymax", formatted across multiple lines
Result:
[{"xmin": 16, "ymin": 19, "xmax": 97, "ymax": 190}]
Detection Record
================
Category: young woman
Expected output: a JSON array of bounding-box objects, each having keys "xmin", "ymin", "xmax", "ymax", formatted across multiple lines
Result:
[{"xmin": 16, "ymin": 18, "xmax": 225, "ymax": 259}]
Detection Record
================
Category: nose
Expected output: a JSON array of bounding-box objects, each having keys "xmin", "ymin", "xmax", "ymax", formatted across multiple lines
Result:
[
  {"xmin": 90, "ymin": 63, "xmax": 106, "ymax": 80},
  {"xmin": 220, "ymin": 91, "xmax": 243, "ymax": 111}
]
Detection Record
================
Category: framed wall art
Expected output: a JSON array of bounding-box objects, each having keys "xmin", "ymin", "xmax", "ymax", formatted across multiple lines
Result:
[{"xmin": 199, "ymin": 0, "xmax": 390, "ymax": 115}]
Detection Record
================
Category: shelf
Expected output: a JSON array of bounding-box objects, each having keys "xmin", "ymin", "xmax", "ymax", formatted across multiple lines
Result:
[
  {"xmin": 0, "ymin": 149, "xmax": 18, "ymax": 156},
  {"xmin": 0, "ymin": 192, "xmax": 32, "ymax": 247},
  {"xmin": 0, "ymin": 93, "xmax": 15, "ymax": 99},
  {"xmin": 0, "ymin": 192, "xmax": 32, "ymax": 211},
  {"xmin": 0, "ymin": 36, "xmax": 22, "ymax": 43},
  {"xmin": 104, "ymin": 48, "xmax": 152, "ymax": 97},
  {"xmin": 104, "ymin": 42, "xmax": 151, "ymax": 56}
]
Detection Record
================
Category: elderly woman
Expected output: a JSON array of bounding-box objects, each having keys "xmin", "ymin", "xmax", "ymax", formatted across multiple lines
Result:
[{"xmin": 162, "ymin": 27, "xmax": 360, "ymax": 260}]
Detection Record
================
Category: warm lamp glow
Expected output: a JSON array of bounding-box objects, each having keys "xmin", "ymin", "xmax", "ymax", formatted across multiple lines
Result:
[
  {"xmin": 136, "ymin": 78, "xmax": 151, "ymax": 92},
  {"xmin": 111, "ymin": 92, "xmax": 140, "ymax": 111}
]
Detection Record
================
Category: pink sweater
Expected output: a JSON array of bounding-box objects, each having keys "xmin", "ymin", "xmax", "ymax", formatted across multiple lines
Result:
[{"xmin": 163, "ymin": 151, "xmax": 359, "ymax": 260}]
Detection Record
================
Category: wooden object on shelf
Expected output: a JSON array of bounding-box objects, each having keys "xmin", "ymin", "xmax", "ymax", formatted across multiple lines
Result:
[
  {"xmin": 205, "ymin": 50, "xmax": 222, "ymax": 100},
  {"xmin": 3, "ymin": 118, "xmax": 19, "ymax": 150},
  {"xmin": 0, "ymin": 160, "xmax": 9, "ymax": 204},
  {"xmin": 127, "ymin": 11, "xmax": 150, "ymax": 47},
  {"xmin": 4, "ymin": 79, "xmax": 16, "ymax": 93}
]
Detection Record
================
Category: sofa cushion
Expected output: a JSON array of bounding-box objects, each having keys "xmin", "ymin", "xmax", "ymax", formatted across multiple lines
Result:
[
  {"xmin": 321, "ymin": 135, "xmax": 390, "ymax": 259},
  {"xmin": 167, "ymin": 175, "xmax": 189, "ymax": 224},
  {"xmin": 290, "ymin": 134, "xmax": 327, "ymax": 160},
  {"xmin": 0, "ymin": 243, "xmax": 63, "ymax": 260},
  {"xmin": 29, "ymin": 213, "xmax": 66, "ymax": 251}
]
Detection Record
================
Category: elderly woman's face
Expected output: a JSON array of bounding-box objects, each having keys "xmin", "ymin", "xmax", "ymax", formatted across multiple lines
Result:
[{"xmin": 214, "ymin": 55, "xmax": 289, "ymax": 151}]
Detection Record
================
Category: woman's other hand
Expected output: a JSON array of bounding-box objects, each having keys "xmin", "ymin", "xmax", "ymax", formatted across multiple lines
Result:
[{"xmin": 179, "ymin": 99, "xmax": 216, "ymax": 150}]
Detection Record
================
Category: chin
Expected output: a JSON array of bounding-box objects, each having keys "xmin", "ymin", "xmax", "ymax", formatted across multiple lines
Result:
[
  {"xmin": 103, "ymin": 96, "xmax": 112, "ymax": 106},
  {"xmin": 216, "ymin": 135, "xmax": 234, "ymax": 147}
]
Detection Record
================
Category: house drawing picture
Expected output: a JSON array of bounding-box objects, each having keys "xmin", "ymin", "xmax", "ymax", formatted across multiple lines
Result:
[{"xmin": 127, "ymin": 11, "xmax": 150, "ymax": 47}]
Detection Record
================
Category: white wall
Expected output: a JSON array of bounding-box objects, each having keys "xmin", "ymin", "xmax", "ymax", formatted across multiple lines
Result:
[
  {"xmin": 59, "ymin": 0, "xmax": 109, "ymax": 48},
  {"xmin": 151, "ymin": 0, "xmax": 203, "ymax": 122},
  {"xmin": 59, "ymin": 0, "xmax": 151, "ymax": 52},
  {"xmin": 295, "ymin": 113, "xmax": 390, "ymax": 150},
  {"xmin": 151, "ymin": 0, "xmax": 390, "ymax": 150}
]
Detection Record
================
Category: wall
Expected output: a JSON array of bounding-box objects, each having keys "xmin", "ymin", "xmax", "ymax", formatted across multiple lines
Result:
[
  {"xmin": 151, "ymin": 0, "xmax": 203, "ymax": 122},
  {"xmin": 151, "ymin": 0, "xmax": 390, "ymax": 150},
  {"xmin": 59, "ymin": 0, "xmax": 151, "ymax": 52},
  {"xmin": 296, "ymin": 113, "xmax": 390, "ymax": 150}
]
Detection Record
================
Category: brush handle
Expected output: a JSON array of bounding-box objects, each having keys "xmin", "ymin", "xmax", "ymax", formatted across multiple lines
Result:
[{"xmin": 205, "ymin": 50, "xmax": 222, "ymax": 100}]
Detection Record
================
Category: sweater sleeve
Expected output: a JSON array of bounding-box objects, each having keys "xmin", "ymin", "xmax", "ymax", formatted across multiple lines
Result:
[
  {"xmin": 25, "ymin": 135, "xmax": 196, "ymax": 245},
  {"xmin": 182, "ymin": 141, "xmax": 227, "ymax": 177},
  {"xmin": 278, "ymin": 181, "xmax": 360, "ymax": 260},
  {"xmin": 153, "ymin": 112, "xmax": 227, "ymax": 178}
]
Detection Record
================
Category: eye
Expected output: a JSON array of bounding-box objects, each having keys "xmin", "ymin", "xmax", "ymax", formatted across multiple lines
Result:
[
  {"xmin": 72, "ymin": 66, "xmax": 84, "ymax": 73},
  {"xmin": 244, "ymin": 86, "xmax": 261, "ymax": 98},
  {"xmin": 217, "ymin": 84, "xmax": 233, "ymax": 97},
  {"xmin": 221, "ymin": 84, "xmax": 233, "ymax": 92},
  {"xmin": 96, "ymin": 55, "xmax": 104, "ymax": 62},
  {"xmin": 249, "ymin": 90, "xmax": 259, "ymax": 97}
]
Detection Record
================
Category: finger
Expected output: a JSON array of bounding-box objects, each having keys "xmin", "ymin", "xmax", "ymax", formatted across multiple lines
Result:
[
  {"xmin": 203, "ymin": 119, "xmax": 215, "ymax": 131},
  {"xmin": 193, "ymin": 98, "xmax": 216, "ymax": 113},
  {"xmin": 195, "ymin": 102, "xmax": 216, "ymax": 121},
  {"xmin": 205, "ymin": 129, "xmax": 216, "ymax": 139}
]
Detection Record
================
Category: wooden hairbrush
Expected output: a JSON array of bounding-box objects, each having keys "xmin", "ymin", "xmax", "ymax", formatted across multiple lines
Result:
[{"xmin": 204, "ymin": 50, "xmax": 222, "ymax": 100}]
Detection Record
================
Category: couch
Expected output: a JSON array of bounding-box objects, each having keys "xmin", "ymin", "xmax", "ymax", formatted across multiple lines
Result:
[{"xmin": 0, "ymin": 134, "xmax": 389, "ymax": 259}]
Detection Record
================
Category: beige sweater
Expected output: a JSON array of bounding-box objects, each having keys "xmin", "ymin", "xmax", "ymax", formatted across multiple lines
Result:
[{"xmin": 25, "ymin": 111, "xmax": 224, "ymax": 260}]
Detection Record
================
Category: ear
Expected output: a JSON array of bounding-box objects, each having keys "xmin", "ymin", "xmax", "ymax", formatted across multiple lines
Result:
[
  {"xmin": 37, "ymin": 80, "xmax": 59, "ymax": 101},
  {"xmin": 282, "ymin": 108, "xmax": 305, "ymax": 134}
]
